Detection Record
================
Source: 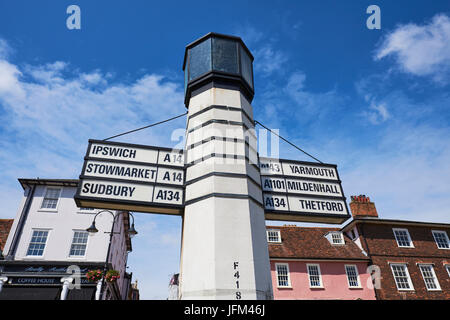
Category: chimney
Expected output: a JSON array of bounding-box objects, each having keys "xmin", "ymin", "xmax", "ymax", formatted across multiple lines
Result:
[{"xmin": 349, "ymin": 195, "xmax": 378, "ymax": 218}]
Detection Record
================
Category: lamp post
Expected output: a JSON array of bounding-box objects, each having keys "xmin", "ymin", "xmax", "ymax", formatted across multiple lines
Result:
[{"xmin": 86, "ymin": 210, "xmax": 137, "ymax": 300}]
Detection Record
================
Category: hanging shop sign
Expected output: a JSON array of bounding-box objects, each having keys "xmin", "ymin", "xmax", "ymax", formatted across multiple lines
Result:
[
  {"xmin": 74, "ymin": 140, "xmax": 185, "ymax": 215},
  {"xmin": 259, "ymin": 157, "xmax": 350, "ymax": 224}
]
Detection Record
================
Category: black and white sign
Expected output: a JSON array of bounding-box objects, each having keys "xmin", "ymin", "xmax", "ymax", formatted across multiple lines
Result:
[
  {"xmin": 75, "ymin": 141, "xmax": 350, "ymax": 220},
  {"xmin": 7, "ymin": 277, "xmax": 93, "ymax": 286},
  {"xmin": 75, "ymin": 140, "xmax": 185, "ymax": 215},
  {"xmin": 259, "ymin": 157, "xmax": 350, "ymax": 224}
]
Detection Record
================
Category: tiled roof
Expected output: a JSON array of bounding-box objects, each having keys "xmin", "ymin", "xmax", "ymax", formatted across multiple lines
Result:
[
  {"xmin": 0, "ymin": 219, "xmax": 13, "ymax": 252},
  {"xmin": 267, "ymin": 225, "xmax": 369, "ymax": 261},
  {"xmin": 342, "ymin": 217, "xmax": 450, "ymax": 232}
]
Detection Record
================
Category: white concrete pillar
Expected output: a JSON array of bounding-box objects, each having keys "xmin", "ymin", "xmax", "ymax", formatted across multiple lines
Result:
[
  {"xmin": 0, "ymin": 277, "xmax": 8, "ymax": 293},
  {"xmin": 60, "ymin": 277, "xmax": 73, "ymax": 300},
  {"xmin": 179, "ymin": 87, "xmax": 273, "ymax": 300},
  {"xmin": 95, "ymin": 279, "xmax": 103, "ymax": 300}
]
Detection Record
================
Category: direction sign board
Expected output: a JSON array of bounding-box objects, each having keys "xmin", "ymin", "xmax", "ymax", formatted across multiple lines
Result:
[
  {"xmin": 74, "ymin": 140, "xmax": 185, "ymax": 215},
  {"xmin": 259, "ymin": 157, "xmax": 350, "ymax": 224}
]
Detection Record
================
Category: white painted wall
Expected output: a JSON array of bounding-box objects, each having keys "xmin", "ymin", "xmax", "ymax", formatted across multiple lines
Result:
[
  {"xmin": 3, "ymin": 182, "xmax": 131, "ymax": 299},
  {"xmin": 5, "ymin": 185, "xmax": 111, "ymax": 262},
  {"xmin": 180, "ymin": 88, "xmax": 273, "ymax": 300}
]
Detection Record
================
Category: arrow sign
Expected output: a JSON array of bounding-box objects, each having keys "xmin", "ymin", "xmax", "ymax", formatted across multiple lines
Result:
[
  {"xmin": 259, "ymin": 157, "xmax": 350, "ymax": 224},
  {"xmin": 74, "ymin": 140, "xmax": 185, "ymax": 215}
]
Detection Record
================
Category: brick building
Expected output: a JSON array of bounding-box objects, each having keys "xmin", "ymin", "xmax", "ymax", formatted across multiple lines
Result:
[
  {"xmin": 267, "ymin": 225, "xmax": 376, "ymax": 300},
  {"xmin": 342, "ymin": 195, "xmax": 450, "ymax": 300},
  {"xmin": 0, "ymin": 220, "xmax": 13, "ymax": 255}
]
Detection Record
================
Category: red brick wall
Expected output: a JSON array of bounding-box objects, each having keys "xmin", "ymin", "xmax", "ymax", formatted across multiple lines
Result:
[
  {"xmin": 356, "ymin": 222, "xmax": 450, "ymax": 300},
  {"xmin": 350, "ymin": 201, "xmax": 378, "ymax": 218},
  {"xmin": 371, "ymin": 256, "xmax": 450, "ymax": 300},
  {"xmin": 359, "ymin": 224, "xmax": 450, "ymax": 257},
  {"xmin": 0, "ymin": 219, "xmax": 14, "ymax": 251}
]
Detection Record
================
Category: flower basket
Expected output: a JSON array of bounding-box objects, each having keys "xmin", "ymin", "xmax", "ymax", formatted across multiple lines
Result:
[
  {"xmin": 105, "ymin": 269, "xmax": 120, "ymax": 283},
  {"xmin": 86, "ymin": 269, "xmax": 103, "ymax": 282}
]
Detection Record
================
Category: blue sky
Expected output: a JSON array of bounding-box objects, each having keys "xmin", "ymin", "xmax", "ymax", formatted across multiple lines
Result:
[{"xmin": 1, "ymin": 1, "xmax": 450, "ymax": 299}]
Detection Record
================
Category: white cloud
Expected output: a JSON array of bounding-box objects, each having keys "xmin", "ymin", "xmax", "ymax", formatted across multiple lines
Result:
[
  {"xmin": 0, "ymin": 38, "xmax": 186, "ymax": 300},
  {"xmin": 232, "ymin": 25, "xmax": 288, "ymax": 77},
  {"xmin": 233, "ymin": 23, "xmax": 263, "ymax": 47},
  {"xmin": 284, "ymin": 71, "xmax": 345, "ymax": 116},
  {"xmin": 254, "ymin": 45, "xmax": 288, "ymax": 76},
  {"xmin": 340, "ymin": 123, "xmax": 450, "ymax": 223},
  {"xmin": 0, "ymin": 38, "xmax": 186, "ymax": 218},
  {"xmin": 0, "ymin": 60, "xmax": 23, "ymax": 97},
  {"xmin": 363, "ymin": 102, "xmax": 390, "ymax": 125},
  {"xmin": 375, "ymin": 14, "xmax": 450, "ymax": 82},
  {"xmin": 0, "ymin": 38, "xmax": 12, "ymax": 59}
]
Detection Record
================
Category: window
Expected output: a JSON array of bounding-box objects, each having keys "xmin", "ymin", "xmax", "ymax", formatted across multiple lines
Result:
[
  {"xmin": 432, "ymin": 231, "xmax": 450, "ymax": 249},
  {"xmin": 390, "ymin": 264, "xmax": 414, "ymax": 291},
  {"xmin": 393, "ymin": 228, "xmax": 414, "ymax": 248},
  {"xmin": 69, "ymin": 231, "xmax": 89, "ymax": 257},
  {"xmin": 331, "ymin": 232, "xmax": 344, "ymax": 245},
  {"xmin": 40, "ymin": 187, "xmax": 61, "ymax": 210},
  {"xmin": 325, "ymin": 231, "xmax": 345, "ymax": 245},
  {"xmin": 275, "ymin": 263, "xmax": 290, "ymax": 287},
  {"xmin": 26, "ymin": 230, "xmax": 49, "ymax": 256},
  {"xmin": 418, "ymin": 264, "xmax": 441, "ymax": 291},
  {"xmin": 345, "ymin": 265, "xmax": 361, "ymax": 288},
  {"xmin": 307, "ymin": 264, "xmax": 322, "ymax": 288},
  {"xmin": 446, "ymin": 265, "xmax": 450, "ymax": 277},
  {"xmin": 267, "ymin": 230, "xmax": 281, "ymax": 243}
]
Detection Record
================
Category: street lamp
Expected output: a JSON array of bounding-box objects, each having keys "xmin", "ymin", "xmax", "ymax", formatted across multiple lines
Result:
[
  {"xmin": 85, "ymin": 209, "xmax": 138, "ymax": 300},
  {"xmin": 86, "ymin": 221, "xmax": 98, "ymax": 234}
]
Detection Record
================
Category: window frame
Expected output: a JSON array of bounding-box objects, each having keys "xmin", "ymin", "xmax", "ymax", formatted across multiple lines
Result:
[
  {"xmin": 266, "ymin": 229, "xmax": 281, "ymax": 243},
  {"xmin": 330, "ymin": 232, "xmax": 345, "ymax": 245},
  {"xmin": 418, "ymin": 264, "xmax": 441, "ymax": 291},
  {"xmin": 390, "ymin": 263, "xmax": 415, "ymax": 291},
  {"xmin": 431, "ymin": 230, "xmax": 450, "ymax": 250},
  {"xmin": 39, "ymin": 187, "xmax": 62, "ymax": 212},
  {"xmin": 445, "ymin": 265, "xmax": 450, "ymax": 277},
  {"xmin": 345, "ymin": 264, "xmax": 362, "ymax": 288},
  {"xmin": 77, "ymin": 207, "xmax": 97, "ymax": 214},
  {"xmin": 307, "ymin": 263, "xmax": 323, "ymax": 288},
  {"xmin": 275, "ymin": 263, "xmax": 291, "ymax": 288},
  {"xmin": 392, "ymin": 228, "xmax": 414, "ymax": 248},
  {"xmin": 26, "ymin": 229, "xmax": 50, "ymax": 257},
  {"xmin": 68, "ymin": 230, "xmax": 90, "ymax": 258}
]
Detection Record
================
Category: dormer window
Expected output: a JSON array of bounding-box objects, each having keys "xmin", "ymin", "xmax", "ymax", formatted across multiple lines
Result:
[
  {"xmin": 267, "ymin": 229, "xmax": 281, "ymax": 243},
  {"xmin": 326, "ymin": 231, "xmax": 344, "ymax": 245}
]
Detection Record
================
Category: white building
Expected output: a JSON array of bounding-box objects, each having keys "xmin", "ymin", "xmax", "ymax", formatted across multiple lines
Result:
[{"xmin": 0, "ymin": 178, "xmax": 134, "ymax": 300}]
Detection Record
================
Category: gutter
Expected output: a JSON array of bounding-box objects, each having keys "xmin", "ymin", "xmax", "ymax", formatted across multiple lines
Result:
[
  {"xmin": 359, "ymin": 223, "xmax": 380, "ymax": 300},
  {"xmin": 6, "ymin": 183, "xmax": 36, "ymax": 260}
]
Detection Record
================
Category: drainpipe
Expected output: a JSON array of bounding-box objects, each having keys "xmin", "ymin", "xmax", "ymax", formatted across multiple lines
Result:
[
  {"xmin": 360, "ymin": 224, "xmax": 380, "ymax": 300},
  {"xmin": 95, "ymin": 279, "xmax": 103, "ymax": 300},
  {"xmin": 6, "ymin": 183, "xmax": 36, "ymax": 260},
  {"xmin": 60, "ymin": 277, "xmax": 74, "ymax": 300},
  {"xmin": 0, "ymin": 277, "xmax": 7, "ymax": 293}
]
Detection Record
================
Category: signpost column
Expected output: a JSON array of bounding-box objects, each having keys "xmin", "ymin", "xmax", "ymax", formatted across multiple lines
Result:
[
  {"xmin": 74, "ymin": 32, "xmax": 351, "ymax": 301},
  {"xmin": 179, "ymin": 33, "xmax": 273, "ymax": 299}
]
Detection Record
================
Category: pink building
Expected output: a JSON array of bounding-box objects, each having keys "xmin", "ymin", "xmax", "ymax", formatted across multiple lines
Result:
[{"xmin": 267, "ymin": 225, "xmax": 376, "ymax": 300}]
